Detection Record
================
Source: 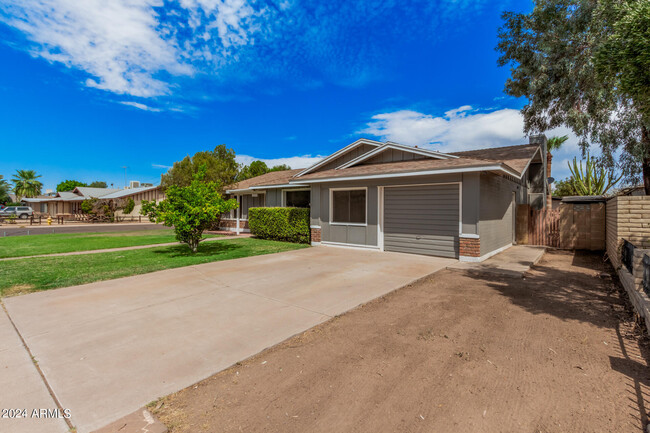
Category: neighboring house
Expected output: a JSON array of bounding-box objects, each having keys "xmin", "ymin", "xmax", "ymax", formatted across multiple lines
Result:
[
  {"xmin": 224, "ymin": 135, "xmax": 550, "ymax": 262},
  {"xmin": 22, "ymin": 185, "xmax": 164, "ymax": 217}
]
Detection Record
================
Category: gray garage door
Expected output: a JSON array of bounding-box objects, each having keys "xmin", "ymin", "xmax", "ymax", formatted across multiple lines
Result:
[{"xmin": 383, "ymin": 184, "xmax": 459, "ymax": 258}]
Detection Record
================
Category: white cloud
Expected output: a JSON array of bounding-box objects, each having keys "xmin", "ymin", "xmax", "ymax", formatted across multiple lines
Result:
[
  {"xmin": 359, "ymin": 105, "xmax": 600, "ymax": 181},
  {"xmin": 359, "ymin": 106, "xmax": 527, "ymax": 152},
  {"xmin": 151, "ymin": 163, "xmax": 173, "ymax": 169},
  {"xmin": 0, "ymin": 0, "xmax": 490, "ymax": 106},
  {"xmin": 0, "ymin": 0, "xmax": 261, "ymax": 98},
  {"xmin": 120, "ymin": 101, "xmax": 162, "ymax": 111},
  {"xmin": 236, "ymin": 154, "xmax": 324, "ymax": 170}
]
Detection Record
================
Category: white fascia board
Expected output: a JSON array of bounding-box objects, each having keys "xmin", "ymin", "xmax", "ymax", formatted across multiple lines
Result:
[
  {"xmin": 293, "ymin": 138, "xmax": 383, "ymax": 178},
  {"xmin": 225, "ymin": 188, "xmax": 253, "ymax": 194},
  {"xmin": 289, "ymin": 164, "xmax": 521, "ymax": 184},
  {"xmin": 250, "ymin": 184, "xmax": 308, "ymax": 190}
]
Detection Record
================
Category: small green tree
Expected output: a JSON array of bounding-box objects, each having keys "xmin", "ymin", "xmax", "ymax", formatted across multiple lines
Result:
[
  {"xmin": 552, "ymin": 177, "xmax": 577, "ymax": 197},
  {"xmin": 568, "ymin": 154, "xmax": 623, "ymax": 196},
  {"xmin": 88, "ymin": 181, "xmax": 108, "ymax": 188},
  {"xmin": 141, "ymin": 167, "xmax": 238, "ymax": 253},
  {"xmin": 123, "ymin": 197, "xmax": 135, "ymax": 214},
  {"xmin": 81, "ymin": 198, "xmax": 96, "ymax": 214},
  {"xmin": 57, "ymin": 180, "xmax": 87, "ymax": 192}
]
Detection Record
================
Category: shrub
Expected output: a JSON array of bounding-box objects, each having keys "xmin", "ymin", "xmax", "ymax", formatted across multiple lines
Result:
[
  {"xmin": 123, "ymin": 197, "xmax": 135, "ymax": 214},
  {"xmin": 248, "ymin": 207, "xmax": 310, "ymax": 244}
]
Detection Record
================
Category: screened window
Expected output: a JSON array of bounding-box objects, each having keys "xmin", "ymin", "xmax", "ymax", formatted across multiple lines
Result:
[
  {"xmin": 285, "ymin": 190, "xmax": 310, "ymax": 208},
  {"xmin": 332, "ymin": 189, "xmax": 366, "ymax": 224}
]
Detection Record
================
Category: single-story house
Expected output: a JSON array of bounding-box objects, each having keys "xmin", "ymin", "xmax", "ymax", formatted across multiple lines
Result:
[
  {"xmin": 223, "ymin": 135, "xmax": 550, "ymax": 262},
  {"xmin": 22, "ymin": 185, "xmax": 164, "ymax": 217}
]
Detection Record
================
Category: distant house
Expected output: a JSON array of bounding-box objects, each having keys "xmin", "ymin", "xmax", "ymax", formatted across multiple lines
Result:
[{"xmin": 22, "ymin": 185, "xmax": 164, "ymax": 217}]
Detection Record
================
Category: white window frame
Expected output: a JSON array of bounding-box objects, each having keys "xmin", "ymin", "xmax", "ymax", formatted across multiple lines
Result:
[
  {"xmin": 329, "ymin": 186, "xmax": 368, "ymax": 227},
  {"xmin": 281, "ymin": 188, "xmax": 310, "ymax": 208}
]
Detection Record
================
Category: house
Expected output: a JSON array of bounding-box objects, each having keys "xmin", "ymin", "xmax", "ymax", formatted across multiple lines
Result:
[
  {"xmin": 22, "ymin": 185, "xmax": 164, "ymax": 217},
  {"xmin": 223, "ymin": 135, "xmax": 550, "ymax": 262}
]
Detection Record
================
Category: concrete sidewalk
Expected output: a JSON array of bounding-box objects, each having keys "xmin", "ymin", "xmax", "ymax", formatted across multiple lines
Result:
[
  {"xmin": 3, "ymin": 246, "xmax": 454, "ymax": 433},
  {"xmin": 447, "ymin": 245, "xmax": 546, "ymax": 277},
  {"xmin": 0, "ymin": 305, "xmax": 69, "ymax": 433}
]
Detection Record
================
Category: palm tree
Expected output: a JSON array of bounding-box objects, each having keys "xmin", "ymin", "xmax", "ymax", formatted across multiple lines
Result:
[
  {"xmin": 545, "ymin": 135, "xmax": 569, "ymax": 203},
  {"xmin": 12, "ymin": 169, "xmax": 43, "ymax": 200},
  {"xmin": 547, "ymin": 135, "xmax": 569, "ymax": 153},
  {"xmin": 0, "ymin": 178, "xmax": 10, "ymax": 204}
]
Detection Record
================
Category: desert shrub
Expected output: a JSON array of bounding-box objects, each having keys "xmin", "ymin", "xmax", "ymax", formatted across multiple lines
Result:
[
  {"xmin": 248, "ymin": 207, "xmax": 310, "ymax": 244},
  {"xmin": 123, "ymin": 197, "xmax": 135, "ymax": 214}
]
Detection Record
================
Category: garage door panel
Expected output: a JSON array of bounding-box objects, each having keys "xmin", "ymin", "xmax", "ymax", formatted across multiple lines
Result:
[{"xmin": 383, "ymin": 184, "xmax": 459, "ymax": 258}]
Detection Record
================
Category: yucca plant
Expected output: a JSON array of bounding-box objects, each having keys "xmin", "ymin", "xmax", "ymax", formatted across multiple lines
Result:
[{"xmin": 568, "ymin": 153, "xmax": 623, "ymax": 196}]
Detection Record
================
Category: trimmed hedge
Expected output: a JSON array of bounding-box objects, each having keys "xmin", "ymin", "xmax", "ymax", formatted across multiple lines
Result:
[{"xmin": 248, "ymin": 207, "xmax": 310, "ymax": 244}]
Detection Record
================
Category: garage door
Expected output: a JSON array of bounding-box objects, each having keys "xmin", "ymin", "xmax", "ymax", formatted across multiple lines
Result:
[{"xmin": 383, "ymin": 184, "xmax": 459, "ymax": 258}]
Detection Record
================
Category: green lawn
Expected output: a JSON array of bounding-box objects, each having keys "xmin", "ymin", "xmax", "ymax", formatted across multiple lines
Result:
[
  {"xmin": 0, "ymin": 238, "xmax": 307, "ymax": 296},
  {"xmin": 0, "ymin": 229, "xmax": 222, "ymax": 258}
]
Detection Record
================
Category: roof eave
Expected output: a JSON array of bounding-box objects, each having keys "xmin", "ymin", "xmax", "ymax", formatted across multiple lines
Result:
[{"xmin": 289, "ymin": 164, "xmax": 521, "ymax": 184}]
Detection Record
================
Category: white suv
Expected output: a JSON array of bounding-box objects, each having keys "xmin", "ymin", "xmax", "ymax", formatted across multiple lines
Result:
[{"xmin": 0, "ymin": 206, "xmax": 34, "ymax": 219}]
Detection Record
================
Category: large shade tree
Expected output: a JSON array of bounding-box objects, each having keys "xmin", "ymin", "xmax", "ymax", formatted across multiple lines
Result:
[
  {"xmin": 237, "ymin": 161, "xmax": 291, "ymax": 182},
  {"xmin": 497, "ymin": 0, "xmax": 650, "ymax": 194},
  {"xmin": 57, "ymin": 179, "xmax": 87, "ymax": 192},
  {"xmin": 161, "ymin": 144, "xmax": 239, "ymax": 191},
  {"xmin": 12, "ymin": 169, "xmax": 42, "ymax": 200}
]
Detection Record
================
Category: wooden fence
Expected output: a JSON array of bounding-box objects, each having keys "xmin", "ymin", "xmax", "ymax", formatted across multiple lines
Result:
[{"xmin": 517, "ymin": 202, "xmax": 606, "ymax": 250}]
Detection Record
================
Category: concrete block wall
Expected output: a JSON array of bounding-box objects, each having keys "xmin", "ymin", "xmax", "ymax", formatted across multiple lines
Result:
[
  {"xmin": 606, "ymin": 195, "xmax": 650, "ymax": 332},
  {"xmin": 606, "ymin": 196, "xmax": 650, "ymax": 268}
]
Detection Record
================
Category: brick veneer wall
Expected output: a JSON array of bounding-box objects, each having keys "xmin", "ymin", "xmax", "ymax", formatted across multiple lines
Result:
[
  {"xmin": 310, "ymin": 227, "xmax": 321, "ymax": 243},
  {"xmin": 606, "ymin": 196, "xmax": 650, "ymax": 268},
  {"xmin": 459, "ymin": 236, "xmax": 480, "ymax": 257}
]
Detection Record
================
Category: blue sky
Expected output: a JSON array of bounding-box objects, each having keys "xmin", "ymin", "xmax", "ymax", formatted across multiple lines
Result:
[{"xmin": 0, "ymin": 0, "xmax": 582, "ymax": 191}]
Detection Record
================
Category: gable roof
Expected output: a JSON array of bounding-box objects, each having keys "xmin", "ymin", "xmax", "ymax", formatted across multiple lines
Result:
[
  {"xmin": 450, "ymin": 144, "xmax": 539, "ymax": 174},
  {"xmin": 99, "ymin": 186, "xmax": 160, "ymax": 199},
  {"xmin": 335, "ymin": 141, "xmax": 458, "ymax": 170},
  {"xmin": 294, "ymin": 138, "xmax": 383, "ymax": 178},
  {"xmin": 226, "ymin": 169, "xmax": 305, "ymax": 193},
  {"xmin": 72, "ymin": 187, "xmax": 121, "ymax": 198},
  {"xmin": 292, "ymin": 157, "xmax": 520, "ymax": 183}
]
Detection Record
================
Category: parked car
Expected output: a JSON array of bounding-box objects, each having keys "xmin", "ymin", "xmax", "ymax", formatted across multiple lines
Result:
[{"xmin": 0, "ymin": 206, "xmax": 34, "ymax": 219}]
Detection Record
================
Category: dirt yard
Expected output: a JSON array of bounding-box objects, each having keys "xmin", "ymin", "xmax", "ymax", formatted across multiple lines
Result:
[{"xmin": 152, "ymin": 250, "xmax": 650, "ymax": 433}]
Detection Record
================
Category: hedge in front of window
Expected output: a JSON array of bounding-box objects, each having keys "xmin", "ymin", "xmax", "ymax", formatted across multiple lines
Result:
[{"xmin": 248, "ymin": 207, "xmax": 310, "ymax": 244}]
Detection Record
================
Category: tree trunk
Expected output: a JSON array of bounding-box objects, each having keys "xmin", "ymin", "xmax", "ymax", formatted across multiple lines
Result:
[{"xmin": 643, "ymin": 125, "xmax": 650, "ymax": 195}]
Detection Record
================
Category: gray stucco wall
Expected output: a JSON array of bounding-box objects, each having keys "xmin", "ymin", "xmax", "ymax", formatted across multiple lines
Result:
[
  {"xmin": 311, "ymin": 173, "xmax": 479, "ymax": 248},
  {"xmin": 478, "ymin": 173, "xmax": 518, "ymax": 256}
]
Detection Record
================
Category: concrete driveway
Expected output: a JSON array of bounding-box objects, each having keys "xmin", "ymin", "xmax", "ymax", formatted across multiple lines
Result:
[{"xmin": 1, "ymin": 246, "xmax": 454, "ymax": 433}]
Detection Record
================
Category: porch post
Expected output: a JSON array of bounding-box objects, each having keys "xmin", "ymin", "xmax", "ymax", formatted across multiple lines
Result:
[{"xmin": 235, "ymin": 195, "xmax": 240, "ymax": 235}]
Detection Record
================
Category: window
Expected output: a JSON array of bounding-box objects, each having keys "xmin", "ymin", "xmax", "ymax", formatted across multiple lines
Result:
[
  {"xmin": 332, "ymin": 189, "xmax": 366, "ymax": 224},
  {"xmin": 285, "ymin": 190, "xmax": 310, "ymax": 208}
]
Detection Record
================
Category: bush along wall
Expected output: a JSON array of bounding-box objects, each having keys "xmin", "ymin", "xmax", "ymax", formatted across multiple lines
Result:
[{"xmin": 248, "ymin": 207, "xmax": 310, "ymax": 244}]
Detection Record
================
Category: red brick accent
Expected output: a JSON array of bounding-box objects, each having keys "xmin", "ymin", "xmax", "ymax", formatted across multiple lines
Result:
[
  {"xmin": 459, "ymin": 236, "xmax": 480, "ymax": 257},
  {"xmin": 310, "ymin": 227, "xmax": 321, "ymax": 243}
]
